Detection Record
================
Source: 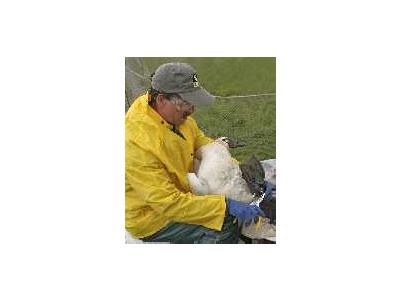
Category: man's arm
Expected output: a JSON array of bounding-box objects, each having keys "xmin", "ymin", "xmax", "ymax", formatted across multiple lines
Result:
[{"xmin": 126, "ymin": 143, "xmax": 226, "ymax": 231}]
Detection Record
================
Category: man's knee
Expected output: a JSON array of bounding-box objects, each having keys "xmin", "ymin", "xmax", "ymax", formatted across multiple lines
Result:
[{"xmin": 142, "ymin": 215, "xmax": 239, "ymax": 244}]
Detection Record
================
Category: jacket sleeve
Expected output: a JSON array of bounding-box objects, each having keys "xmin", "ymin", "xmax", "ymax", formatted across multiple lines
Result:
[{"xmin": 126, "ymin": 142, "xmax": 227, "ymax": 231}]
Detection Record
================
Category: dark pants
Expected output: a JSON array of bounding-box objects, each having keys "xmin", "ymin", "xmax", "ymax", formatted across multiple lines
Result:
[{"xmin": 142, "ymin": 215, "xmax": 239, "ymax": 244}]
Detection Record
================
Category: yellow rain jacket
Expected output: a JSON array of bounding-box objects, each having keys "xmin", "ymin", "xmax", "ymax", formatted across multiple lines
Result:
[{"xmin": 125, "ymin": 93, "xmax": 226, "ymax": 238}]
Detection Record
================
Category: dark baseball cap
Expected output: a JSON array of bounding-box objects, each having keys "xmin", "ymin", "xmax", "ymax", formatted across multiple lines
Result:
[{"xmin": 151, "ymin": 62, "xmax": 215, "ymax": 106}]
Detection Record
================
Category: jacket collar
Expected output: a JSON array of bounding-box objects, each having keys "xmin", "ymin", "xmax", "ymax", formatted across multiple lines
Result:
[{"xmin": 135, "ymin": 92, "xmax": 174, "ymax": 130}]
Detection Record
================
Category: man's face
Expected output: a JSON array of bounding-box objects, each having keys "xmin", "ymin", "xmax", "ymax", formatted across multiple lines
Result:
[{"xmin": 156, "ymin": 94, "xmax": 195, "ymax": 126}]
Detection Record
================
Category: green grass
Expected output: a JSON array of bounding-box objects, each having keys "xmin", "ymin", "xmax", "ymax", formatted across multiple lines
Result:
[
  {"xmin": 126, "ymin": 57, "xmax": 276, "ymax": 162},
  {"xmin": 138, "ymin": 57, "xmax": 276, "ymax": 96},
  {"xmin": 193, "ymin": 95, "xmax": 276, "ymax": 161}
]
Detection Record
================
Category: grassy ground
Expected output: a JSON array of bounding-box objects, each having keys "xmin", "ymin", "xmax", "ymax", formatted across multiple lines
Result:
[
  {"xmin": 126, "ymin": 57, "xmax": 276, "ymax": 162},
  {"xmin": 139, "ymin": 57, "xmax": 276, "ymax": 96},
  {"xmin": 193, "ymin": 95, "xmax": 275, "ymax": 161}
]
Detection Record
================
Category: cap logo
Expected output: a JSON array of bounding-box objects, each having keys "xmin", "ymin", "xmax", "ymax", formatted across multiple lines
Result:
[{"xmin": 192, "ymin": 74, "xmax": 199, "ymax": 88}]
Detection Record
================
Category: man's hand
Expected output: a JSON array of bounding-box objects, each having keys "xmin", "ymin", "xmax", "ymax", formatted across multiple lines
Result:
[{"xmin": 227, "ymin": 198, "xmax": 266, "ymax": 227}]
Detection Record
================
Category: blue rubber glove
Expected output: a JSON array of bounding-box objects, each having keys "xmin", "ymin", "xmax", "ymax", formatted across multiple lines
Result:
[{"xmin": 227, "ymin": 198, "xmax": 266, "ymax": 227}]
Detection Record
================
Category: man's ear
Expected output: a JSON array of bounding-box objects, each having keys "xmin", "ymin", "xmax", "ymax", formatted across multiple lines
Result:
[
  {"xmin": 155, "ymin": 94, "xmax": 166, "ymax": 109},
  {"xmin": 156, "ymin": 94, "xmax": 163, "ymax": 103}
]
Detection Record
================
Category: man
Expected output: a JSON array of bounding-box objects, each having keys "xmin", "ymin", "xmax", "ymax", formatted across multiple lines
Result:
[{"xmin": 125, "ymin": 62, "xmax": 265, "ymax": 243}]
